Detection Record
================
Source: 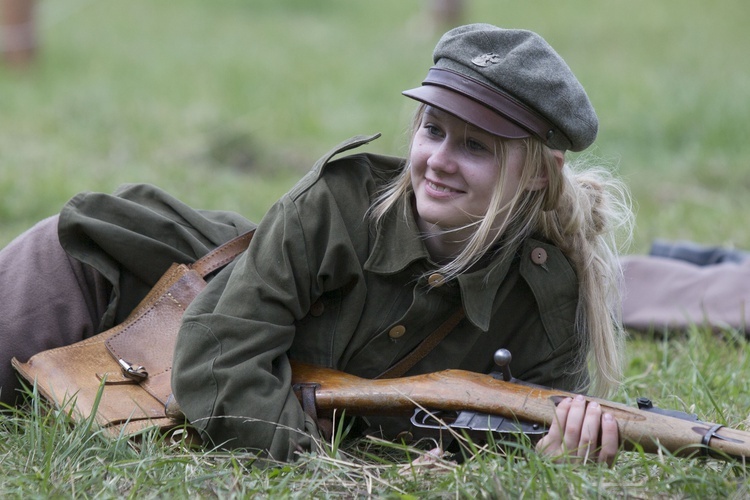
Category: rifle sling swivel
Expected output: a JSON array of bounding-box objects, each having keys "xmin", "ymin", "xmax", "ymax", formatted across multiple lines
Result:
[
  {"xmin": 293, "ymin": 383, "xmax": 320, "ymax": 424},
  {"xmin": 702, "ymin": 423, "xmax": 724, "ymax": 454}
]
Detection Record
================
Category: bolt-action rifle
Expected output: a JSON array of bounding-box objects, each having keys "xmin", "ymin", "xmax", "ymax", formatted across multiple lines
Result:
[{"xmin": 291, "ymin": 350, "xmax": 750, "ymax": 461}]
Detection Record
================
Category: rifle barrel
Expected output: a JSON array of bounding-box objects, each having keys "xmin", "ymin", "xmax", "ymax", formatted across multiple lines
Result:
[{"xmin": 291, "ymin": 361, "xmax": 750, "ymax": 461}]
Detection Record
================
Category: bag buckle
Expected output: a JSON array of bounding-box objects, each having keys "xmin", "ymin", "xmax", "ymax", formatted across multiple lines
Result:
[{"xmin": 117, "ymin": 359, "xmax": 148, "ymax": 381}]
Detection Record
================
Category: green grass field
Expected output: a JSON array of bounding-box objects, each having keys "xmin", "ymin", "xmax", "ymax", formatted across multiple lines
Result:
[{"xmin": 2, "ymin": 0, "xmax": 750, "ymax": 497}]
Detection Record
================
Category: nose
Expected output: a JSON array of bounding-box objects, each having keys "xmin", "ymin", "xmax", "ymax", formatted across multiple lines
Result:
[{"xmin": 426, "ymin": 140, "xmax": 459, "ymax": 174}]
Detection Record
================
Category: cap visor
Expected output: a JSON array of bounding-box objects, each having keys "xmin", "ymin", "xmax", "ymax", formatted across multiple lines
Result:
[{"xmin": 402, "ymin": 85, "xmax": 531, "ymax": 139}]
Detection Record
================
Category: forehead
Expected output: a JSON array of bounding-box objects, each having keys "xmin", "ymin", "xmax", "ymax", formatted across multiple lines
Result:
[
  {"xmin": 423, "ymin": 106, "xmax": 500, "ymax": 139},
  {"xmin": 422, "ymin": 105, "xmax": 520, "ymax": 144}
]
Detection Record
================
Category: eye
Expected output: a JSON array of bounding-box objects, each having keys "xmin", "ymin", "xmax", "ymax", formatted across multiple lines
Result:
[
  {"xmin": 422, "ymin": 123, "xmax": 444, "ymax": 138},
  {"xmin": 466, "ymin": 138, "xmax": 489, "ymax": 153}
]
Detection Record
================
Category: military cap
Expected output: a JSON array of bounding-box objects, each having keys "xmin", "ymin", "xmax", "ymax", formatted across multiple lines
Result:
[{"xmin": 403, "ymin": 24, "xmax": 598, "ymax": 151}]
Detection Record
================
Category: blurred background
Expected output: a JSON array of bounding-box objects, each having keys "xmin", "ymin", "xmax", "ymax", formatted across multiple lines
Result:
[{"xmin": 1, "ymin": 0, "xmax": 748, "ymax": 252}]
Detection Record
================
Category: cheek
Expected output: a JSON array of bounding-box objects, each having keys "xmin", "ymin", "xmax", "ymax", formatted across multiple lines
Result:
[
  {"xmin": 470, "ymin": 164, "xmax": 501, "ymax": 194},
  {"xmin": 408, "ymin": 139, "xmax": 426, "ymax": 162},
  {"xmin": 505, "ymin": 165, "xmax": 527, "ymax": 196},
  {"xmin": 408, "ymin": 145, "xmax": 428, "ymax": 175},
  {"xmin": 504, "ymin": 148, "xmax": 528, "ymax": 187}
]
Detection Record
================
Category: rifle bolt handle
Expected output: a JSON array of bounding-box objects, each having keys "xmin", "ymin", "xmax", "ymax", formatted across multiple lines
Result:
[{"xmin": 493, "ymin": 349, "xmax": 513, "ymax": 381}]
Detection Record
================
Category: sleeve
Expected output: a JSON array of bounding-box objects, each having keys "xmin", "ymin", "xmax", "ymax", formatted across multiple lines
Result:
[
  {"xmin": 171, "ymin": 196, "xmax": 321, "ymax": 460},
  {"xmin": 515, "ymin": 335, "xmax": 589, "ymax": 392},
  {"xmin": 58, "ymin": 183, "xmax": 256, "ymax": 328}
]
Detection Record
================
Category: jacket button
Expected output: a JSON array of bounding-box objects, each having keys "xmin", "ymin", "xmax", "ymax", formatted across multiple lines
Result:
[
  {"xmin": 427, "ymin": 273, "xmax": 445, "ymax": 287},
  {"xmin": 309, "ymin": 300, "xmax": 325, "ymax": 317},
  {"xmin": 389, "ymin": 325, "xmax": 406, "ymax": 339},
  {"xmin": 530, "ymin": 247, "xmax": 548, "ymax": 265}
]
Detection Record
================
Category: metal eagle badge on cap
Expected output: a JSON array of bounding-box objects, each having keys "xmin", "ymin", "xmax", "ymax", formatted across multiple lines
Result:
[{"xmin": 471, "ymin": 53, "xmax": 502, "ymax": 67}]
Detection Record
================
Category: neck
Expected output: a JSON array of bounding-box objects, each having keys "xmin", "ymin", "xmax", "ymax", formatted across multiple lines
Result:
[
  {"xmin": 416, "ymin": 217, "xmax": 475, "ymax": 264},
  {"xmin": 413, "ymin": 209, "xmax": 507, "ymax": 267}
]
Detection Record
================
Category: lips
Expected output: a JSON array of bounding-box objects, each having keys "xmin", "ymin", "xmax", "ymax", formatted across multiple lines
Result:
[{"xmin": 425, "ymin": 179, "xmax": 463, "ymax": 196}]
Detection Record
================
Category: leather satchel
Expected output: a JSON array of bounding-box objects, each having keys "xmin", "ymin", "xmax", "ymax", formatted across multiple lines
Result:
[{"xmin": 11, "ymin": 230, "xmax": 254, "ymax": 437}]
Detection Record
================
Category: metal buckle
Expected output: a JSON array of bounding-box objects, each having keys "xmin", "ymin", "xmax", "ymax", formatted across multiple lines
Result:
[{"xmin": 118, "ymin": 358, "xmax": 148, "ymax": 381}]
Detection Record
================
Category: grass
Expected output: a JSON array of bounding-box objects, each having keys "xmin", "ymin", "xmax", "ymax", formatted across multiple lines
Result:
[
  {"xmin": 2, "ymin": 0, "xmax": 750, "ymax": 497},
  {"xmin": 3, "ymin": 328, "xmax": 750, "ymax": 498}
]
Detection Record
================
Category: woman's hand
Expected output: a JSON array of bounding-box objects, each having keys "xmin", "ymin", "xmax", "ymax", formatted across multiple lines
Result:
[{"xmin": 535, "ymin": 394, "xmax": 619, "ymax": 467}]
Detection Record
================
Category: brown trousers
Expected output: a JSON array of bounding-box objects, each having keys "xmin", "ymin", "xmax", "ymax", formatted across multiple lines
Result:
[{"xmin": 0, "ymin": 216, "xmax": 110, "ymax": 404}]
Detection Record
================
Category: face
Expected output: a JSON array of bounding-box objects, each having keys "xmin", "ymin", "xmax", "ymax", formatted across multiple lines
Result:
[{"xmin": 409, "ymin": 106, "xmax": 527, "ymax": 238}]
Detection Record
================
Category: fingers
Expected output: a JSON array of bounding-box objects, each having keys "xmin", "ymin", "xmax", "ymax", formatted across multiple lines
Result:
[
  {"xmin": 564, "ymin": 395, "xmax": 589, "ymax": 455},
  {"xmin": 598, "ymin": 412, "xmax": 619, "ymax": 467},
  {"xmin": 536, "ymin": 395, "xmax": 620, "ymax": 467},
  {"xmin": 548, "ymin": 395, "xmax": 573, "ymax": 443},
  {"xmin": 535, "ymin": 395, "xmax": 572, "ymax": 456},
  {"xmin": 576, "ymin": 398, "xmax": 602, "ymax": 462}
]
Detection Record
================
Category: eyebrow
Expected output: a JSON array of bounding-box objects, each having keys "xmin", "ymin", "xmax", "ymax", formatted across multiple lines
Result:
[
  {"xmin": 423, "ymin": 105, "xmax": 445, "ymax": 119},
  {"xmin": 425, "ymin": 106, "xmax": 496, "ymax": 140}
]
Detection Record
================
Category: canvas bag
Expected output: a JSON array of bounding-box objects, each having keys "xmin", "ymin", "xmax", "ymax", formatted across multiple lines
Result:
[{"xmin": 11, "ymin": 230, "xmax": 254, "ymax": 437}]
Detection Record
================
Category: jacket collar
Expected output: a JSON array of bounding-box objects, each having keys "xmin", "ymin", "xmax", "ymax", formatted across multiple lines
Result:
[
  {"xmin": 364, "ymin": 196, "xmax": 516, "ymax": 331},
  {"xmin": 456, "ymin": 253, "xmax": 515, "ymax": 331},
  {"xmin": 364, "ymin": 196, "xmax": 429, "ymax": 274}
]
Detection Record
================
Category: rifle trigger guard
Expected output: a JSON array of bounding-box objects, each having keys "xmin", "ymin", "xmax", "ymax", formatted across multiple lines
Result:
[{"xmin": 293, "ymin": 383, "xmax": 320, "ymax": 424}]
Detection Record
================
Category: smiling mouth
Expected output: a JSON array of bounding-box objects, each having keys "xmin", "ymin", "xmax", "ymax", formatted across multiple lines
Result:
[{"xmin": 427, "ymin": 180, "xmax": 462, "ymax": 194}]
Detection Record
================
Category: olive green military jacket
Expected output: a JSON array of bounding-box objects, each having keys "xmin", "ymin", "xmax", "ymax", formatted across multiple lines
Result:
[
  {"xmin": 58, "ymin": 188, "xmax": 255, "ymax": 331},
  {"xmin": 168, "ymin": 135, "xmax": 582, "ymax": 461}
]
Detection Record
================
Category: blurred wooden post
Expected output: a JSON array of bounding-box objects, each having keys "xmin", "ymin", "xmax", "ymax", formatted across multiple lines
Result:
[
  {"xmin": 430, "ymin": 0, "xmax": 466, "ymax": 28},
  {"xmin": 1, "ymin": 0, "xmax": 36, "ymax": 67}
]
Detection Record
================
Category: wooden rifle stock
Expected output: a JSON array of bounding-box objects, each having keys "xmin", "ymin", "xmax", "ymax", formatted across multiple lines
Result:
[{"xmin": 291, "ymin": 361, "xmax": 750, "ymax": 461}]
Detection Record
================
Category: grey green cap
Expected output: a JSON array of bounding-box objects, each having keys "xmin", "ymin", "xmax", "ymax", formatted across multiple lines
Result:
[{"xmin": 403, "ymin": 24, "xmax": 598, "ymax": 152}]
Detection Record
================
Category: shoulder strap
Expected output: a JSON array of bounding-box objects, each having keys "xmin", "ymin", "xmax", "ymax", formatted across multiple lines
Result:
[
  {"xmin": 376, "ymin": 307, "xmax": 466, "ymax": 379},
  {"xmin": 190, "ymin": 230, "xmax": 256, "ymax": 277}
]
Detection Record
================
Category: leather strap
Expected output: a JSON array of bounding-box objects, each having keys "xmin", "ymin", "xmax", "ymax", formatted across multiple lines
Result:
[
  {"xmin": 376, "ymin": 307, "xmax": 466, "ymax": 379},
  {"xmin": 191, "ymin": 230, "xmax": 256, "ymax": 278}
]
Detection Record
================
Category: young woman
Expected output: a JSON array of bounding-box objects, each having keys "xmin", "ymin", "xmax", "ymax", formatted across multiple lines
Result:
[{"xmin": 0, "ymin": 24, "xmax": 631, "ymax": 465}]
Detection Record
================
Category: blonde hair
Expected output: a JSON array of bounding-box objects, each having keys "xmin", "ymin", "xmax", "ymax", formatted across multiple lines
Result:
[
  {"xmin": 370, "ymin": 105, "xmax": 633, "ymax": 396},
  {"xmin": 537, "ymin": 153, "xmax": 633, "ymax": 396}
]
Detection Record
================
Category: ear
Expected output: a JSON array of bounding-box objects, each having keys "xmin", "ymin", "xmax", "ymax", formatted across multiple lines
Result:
[{"xmin": 527, "ymin": 150, "xmax": 564, "ymax": 191}]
